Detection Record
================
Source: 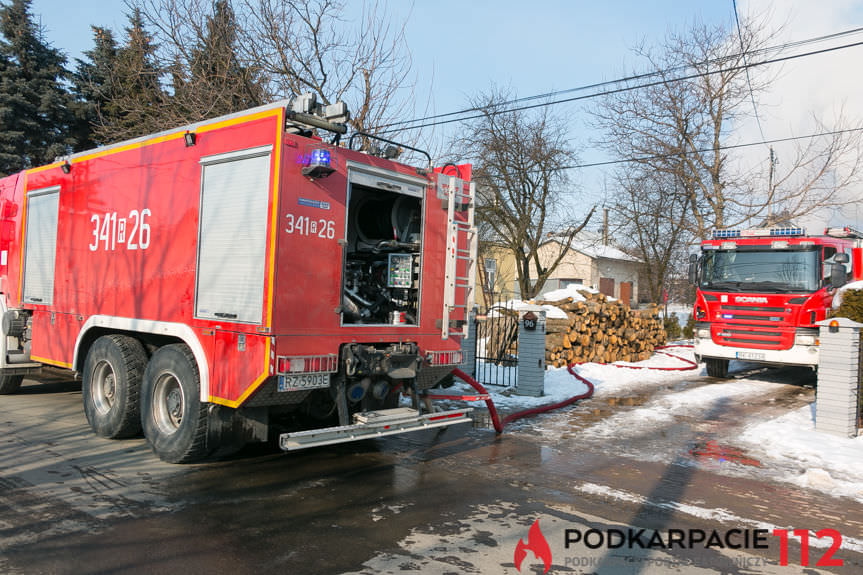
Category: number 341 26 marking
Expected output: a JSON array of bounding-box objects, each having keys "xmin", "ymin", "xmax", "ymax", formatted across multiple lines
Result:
[
  {"xmin": 285, "ymin": 214, "xmax": 335, "ymax": 239},
  {"xmin": 89, "ymin": 209, "xmax": 151, "ymax": 251}
]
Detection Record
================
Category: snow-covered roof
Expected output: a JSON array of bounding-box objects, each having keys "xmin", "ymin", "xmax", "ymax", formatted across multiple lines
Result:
[
  {"xmin": 570, "ymin": 240, "xmax": 640, "ymax": 262},
  {"xmin": 543, "ymin": 235, "xmax": 641, "ymax": 263}
]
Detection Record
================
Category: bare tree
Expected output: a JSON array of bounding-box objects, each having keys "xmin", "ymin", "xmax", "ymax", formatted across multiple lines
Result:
[
  {"xmin": 610, "ymin": 168, "xmax": 692, "ymax": 303},
  {"xmin": 594, "ymin": 17, "xmax": 862, "ymax": 241},
  {"xmin": 459, "ymin": 88, "xmax": 595, "ymax": 300},
  {"xmin": 107, "ymin": 0, "xmax": 412, "ymax": 142},
  {"xmin": 234, "ymin": 0, "xmax": 413, "ymax": 136}
]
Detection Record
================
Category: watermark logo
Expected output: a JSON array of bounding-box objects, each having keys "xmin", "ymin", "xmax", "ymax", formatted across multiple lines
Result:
[{"xmin": 514, "ymin": 519, "xmax": 552, "ymax": 574}]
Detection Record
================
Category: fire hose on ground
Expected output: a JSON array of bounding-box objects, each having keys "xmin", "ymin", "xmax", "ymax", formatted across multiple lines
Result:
[{"xmin": 449, "ymin": 344, "xmax": 698, "ymax": 434}]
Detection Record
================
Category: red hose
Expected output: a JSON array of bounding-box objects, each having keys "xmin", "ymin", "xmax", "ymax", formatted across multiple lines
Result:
[
  {"xmin": 452, "ymin": 368, "xmax": 505, "ymax": 433},
  {"xmin": 451, "ymin": 344, "xmax": 697, "ymax": 434},
  {"xmin": 603, "ymin": 345, "xmax": 698, "ymax": 371}
]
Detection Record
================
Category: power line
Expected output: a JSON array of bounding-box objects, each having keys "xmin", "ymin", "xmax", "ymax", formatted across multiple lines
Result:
[
  {"xmin": 732, "ymin": 0, "xmax": 768, "ymax": 145},
  {"xmin": 547, "ymin": 127, "xmax": 863, "ymax": 172},
  {"xmin": 376, "ymin": 27, "xmax": 863, "ymax": 134}
]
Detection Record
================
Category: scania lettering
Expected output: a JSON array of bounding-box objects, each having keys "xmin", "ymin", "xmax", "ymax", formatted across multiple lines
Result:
[
  {"xmin": 0, "ymin": 95, "xmax": 476, "ymax": 462},
  {"xmin": 688, "ymin": 226, "xmax": 861, "ymax": 377}
]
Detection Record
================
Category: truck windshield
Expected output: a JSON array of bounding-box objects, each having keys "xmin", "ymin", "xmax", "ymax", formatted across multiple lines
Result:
[{"xmin": 700, "ymin": 249, "xmax": 819, "ymax": 293}]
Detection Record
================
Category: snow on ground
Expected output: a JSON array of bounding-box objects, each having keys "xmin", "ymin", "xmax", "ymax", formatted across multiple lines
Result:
[
  {"xmin": 575, "ymin": 379, "xmax": 785, "ymax": 440},
  {"xmin": 456, "ymin": 344, "xmax": 863, "ymax": 502},
  {"xmin": 664, "ymin": 304, "xmax": 693, "ymax": 328},
  {"xmin": 457, "ymin": 345, "xmax": 699, "ymax": 410},
  {"xmin": 736, "ymin": 405, "xmax": 863, "ymax": 501}
]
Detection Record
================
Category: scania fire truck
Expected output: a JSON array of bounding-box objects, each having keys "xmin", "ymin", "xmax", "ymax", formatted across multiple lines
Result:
[
  {"xmin": 689, "ymin": 226, "xmax": 862, "ymax": 377},
  {"xmin": 0, "ymin": 95, "xmax": 476, "ymax": 462}
]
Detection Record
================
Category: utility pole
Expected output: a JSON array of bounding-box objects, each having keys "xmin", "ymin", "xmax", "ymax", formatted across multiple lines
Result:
[
  {"xmin": 767, "ymin": 146, "xmax": 776, "ymax": 225},
  {"xmin": 602, "ymin": 207, "xmax": 609, "ymax": 246}
]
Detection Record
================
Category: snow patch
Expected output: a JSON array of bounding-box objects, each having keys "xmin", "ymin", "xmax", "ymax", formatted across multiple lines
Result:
[
  {"xmin": 580, "ymin": 379, "xmax": 784, "ymax": 439},
  {"xmin": 736, "ymin": 404, "xmax": 863, "ymax": 501}
]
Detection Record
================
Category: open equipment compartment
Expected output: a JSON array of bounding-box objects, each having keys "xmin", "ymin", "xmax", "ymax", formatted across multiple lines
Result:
[{"xmin": 341, "ymin": 165, "xmax": 424, "ymax": 326}]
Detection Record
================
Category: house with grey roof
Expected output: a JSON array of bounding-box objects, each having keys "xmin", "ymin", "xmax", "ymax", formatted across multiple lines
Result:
[{"xmin": 530, "ymin": 235, "xmax": 641, "ymax": 304}]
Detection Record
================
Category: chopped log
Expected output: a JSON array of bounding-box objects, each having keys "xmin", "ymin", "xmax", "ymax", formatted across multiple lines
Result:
[{"xmin": 545, "ymin": 318, "xmax": 573, "ymax": 334}]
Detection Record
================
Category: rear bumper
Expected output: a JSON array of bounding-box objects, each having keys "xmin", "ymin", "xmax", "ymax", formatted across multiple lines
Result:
[
  {"xmin": 279, "ymin": 407, "xmax": 473, "ymax": 451},
  {"xmin": 694, "ymin": 338, "xmax": 819, "ymax": 366}
]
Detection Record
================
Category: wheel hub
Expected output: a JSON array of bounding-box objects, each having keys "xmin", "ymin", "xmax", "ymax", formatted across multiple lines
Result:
[
  {"xmin": 91, "ymin": 360, "xmax": 117, "ymax": 415},
  {"xmin": 152, "ymin": 372, "xmax": 185, "ymax": 435}
]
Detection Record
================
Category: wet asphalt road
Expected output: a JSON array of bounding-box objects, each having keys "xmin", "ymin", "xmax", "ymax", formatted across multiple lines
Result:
[{"xmin": 1, "ymin": 366, "xmax": 862, "ymax": 574}]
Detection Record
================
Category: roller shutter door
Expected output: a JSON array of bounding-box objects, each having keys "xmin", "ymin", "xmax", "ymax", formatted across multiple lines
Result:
[
  {"xmin": 23, "ymin": 187, "xmax": 61, "ymax": 305},
  {"xmin": 195, "ymin": 147, "xmax": 272, "ymax": 324}
]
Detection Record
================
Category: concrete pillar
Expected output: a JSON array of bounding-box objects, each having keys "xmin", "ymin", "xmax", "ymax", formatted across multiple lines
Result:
[
  {"xmin": 816, "ymin": 318, "xmax": 862, "ymax": 438},
  {"xmin": 460, "ymin": 307, "xmax": 477, "ymax": 376},
  {"xmin": 515, "ymin": 307, "xmax": 546, "ymax": 397}
]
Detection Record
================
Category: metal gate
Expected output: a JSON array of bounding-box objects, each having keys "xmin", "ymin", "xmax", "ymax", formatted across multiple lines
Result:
[{"xmin": 473, "ymin": 299, "xmax": 518, "ymax": 387}]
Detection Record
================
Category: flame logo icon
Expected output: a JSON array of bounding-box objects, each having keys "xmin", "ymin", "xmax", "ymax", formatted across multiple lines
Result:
[{"xmin": 514, "ymin": 519, "xmax": 552, "ymax": 573}]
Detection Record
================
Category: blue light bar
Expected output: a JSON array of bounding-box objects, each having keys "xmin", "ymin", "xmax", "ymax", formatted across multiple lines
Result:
[
  {"xmin": 713, "ymin": 226, "xmax": 807, "ymax": 239},
  {"xmin": 768, "ymin": 226, "xmax": 805, "ymax": 237},
  {"xmin": 712, "ymin": 229, "xmax": 741, "ymax": 239},
  {"xmin": 310, "ymin": 148, "xmax": 331, "ymax": 166}
]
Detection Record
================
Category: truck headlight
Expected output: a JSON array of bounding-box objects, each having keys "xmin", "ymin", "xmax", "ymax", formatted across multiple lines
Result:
[
  {"xmin": 696, "ymin": 328, "xmax": 710, "ymax": 339},
  {"xmin": 794, "ymin": 334, "xmax": 817, "ymax": 346}
]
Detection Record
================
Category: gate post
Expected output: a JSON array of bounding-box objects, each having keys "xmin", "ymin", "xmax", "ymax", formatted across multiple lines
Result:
[
  {"xmin": 460, "ymin": 306, "xmax": 477, "ymax": 376},
  {"xmin": 515, "ymin": 306, "xmax": 545, "ymax": 397},
  {"xmin": 815, "ymin": 318, "xmax": 861, "ymax": 438}
]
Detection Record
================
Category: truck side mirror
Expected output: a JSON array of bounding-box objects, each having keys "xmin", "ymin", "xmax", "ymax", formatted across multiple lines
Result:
[
  {"xmin": 688, "ymin": 253, "xmax": 698, "ymax": 285},
  {"xmin": 831, "ymin": 262, "xmax": 847, "ymax": 289},
  {"xmin": 834, "ymin": 252, "xmax": 849, "ymax": 264}
]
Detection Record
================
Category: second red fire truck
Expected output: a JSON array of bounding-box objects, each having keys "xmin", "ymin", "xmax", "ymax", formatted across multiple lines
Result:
[
  {"xmin": 690, "ymin": 226, "xmax": 862, "ymax": 377},
  {"xmin": 0, "ymin": 95, "xmax": 476, "ymax": 462}
]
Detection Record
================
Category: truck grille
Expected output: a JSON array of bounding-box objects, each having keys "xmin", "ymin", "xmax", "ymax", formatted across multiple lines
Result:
[
  {"xmin": 707, "ymin": 299, "xmax": 801, "ymax": 350},
  {"xmin": 720, "ymin": 305, "xmax": 786, "ymax": 312},
  {"xmin": 713, "ymin": 325, "xmax": 791, "ymax": 349}
]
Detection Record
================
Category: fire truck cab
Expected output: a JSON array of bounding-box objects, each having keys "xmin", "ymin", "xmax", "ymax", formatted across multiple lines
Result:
[{"xmin": 689, "ymin": 226, "xmax": 861, "ymax": 377}]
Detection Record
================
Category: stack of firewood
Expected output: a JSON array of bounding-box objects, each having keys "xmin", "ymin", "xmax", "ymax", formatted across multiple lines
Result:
[{"xmin": 542, "ymin": 291, "xmax": 666, "ymax": 368}]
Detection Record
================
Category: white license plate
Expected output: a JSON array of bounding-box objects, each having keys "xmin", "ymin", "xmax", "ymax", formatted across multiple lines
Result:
[
  {"xmin": 278, "ymin": 373, "xmax": 330, "ymax": 391},
  {"xmin": 735, "ymin": 351, "xmax": 766, "ymax": 361}
]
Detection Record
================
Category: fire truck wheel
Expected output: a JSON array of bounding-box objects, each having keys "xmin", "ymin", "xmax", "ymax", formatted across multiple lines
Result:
[
  {"xmin": 0, "ymin": 374, "xmax": 24, "ymax": 394},
  {"xmin": 141, "ymin": 344, "xmax": 209, "ymax": 464},
  {"xmin": 705, "ymin": 358, "xmax": 730, "ymax": 378},
  {"xmin": 82, "ymin": 335, "xmax": 147, "ymax": 438}
]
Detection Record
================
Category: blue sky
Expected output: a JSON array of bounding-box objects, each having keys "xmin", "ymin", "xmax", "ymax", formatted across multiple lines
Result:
[{"xmin": 26, "ymin": 0, "xmax": 863, "ymax": 227}]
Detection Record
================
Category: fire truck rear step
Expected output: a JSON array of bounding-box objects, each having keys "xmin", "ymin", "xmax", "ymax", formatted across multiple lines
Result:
[{"xmin": 279, "ymin": 407, "xmax": 473, "ymax": 451}]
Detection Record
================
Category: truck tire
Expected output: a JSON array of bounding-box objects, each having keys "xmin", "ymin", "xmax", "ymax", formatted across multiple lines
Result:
[
  {"xmin": 82, "ymin": 335, "xmax": 147, "ymax": 438},
  {"xmin": 141, "ymin": 344, "xmax": 209, "ymax": 463},
  {"xmin": 0, "ymin": 374, "xmax": 24, "ymax": 395},
  {"xmin": 705, "ymin": 358, "xmax": 730, "ymax": 378}
]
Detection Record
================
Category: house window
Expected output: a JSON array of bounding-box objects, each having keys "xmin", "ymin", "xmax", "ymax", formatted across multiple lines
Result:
[
  {"xmin": 560, "ymin": 278, "xmax": 584, "ymax": 288},
  {"xmin": 484, "ymin": 258, "xmax": 497, "ymax": 292}
]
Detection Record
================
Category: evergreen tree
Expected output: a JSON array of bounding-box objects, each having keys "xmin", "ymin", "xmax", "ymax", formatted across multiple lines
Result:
[
  {"xmin": 0, "ymin": 0, "xmax": 75, "ymax": 175},
  {"xmin": 173, "ymin": 0, "xmax": 263, "ymax": 121},
  {"xmin": 71, "ymin": 26, "xmax": 118, "ymax": 149},
  {"xmin": 90, "ymin": 8, "xmax": 167, "ymax": 142}
]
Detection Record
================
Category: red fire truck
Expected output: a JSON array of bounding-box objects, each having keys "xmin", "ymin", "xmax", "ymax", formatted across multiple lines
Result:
[
  {"xmin": 0, "ymin": 95, "xmax": 476, "ymax": 462},
  {"xmin": 689, "ymin": 226, "xmax": 862, "ymax": 377}
]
